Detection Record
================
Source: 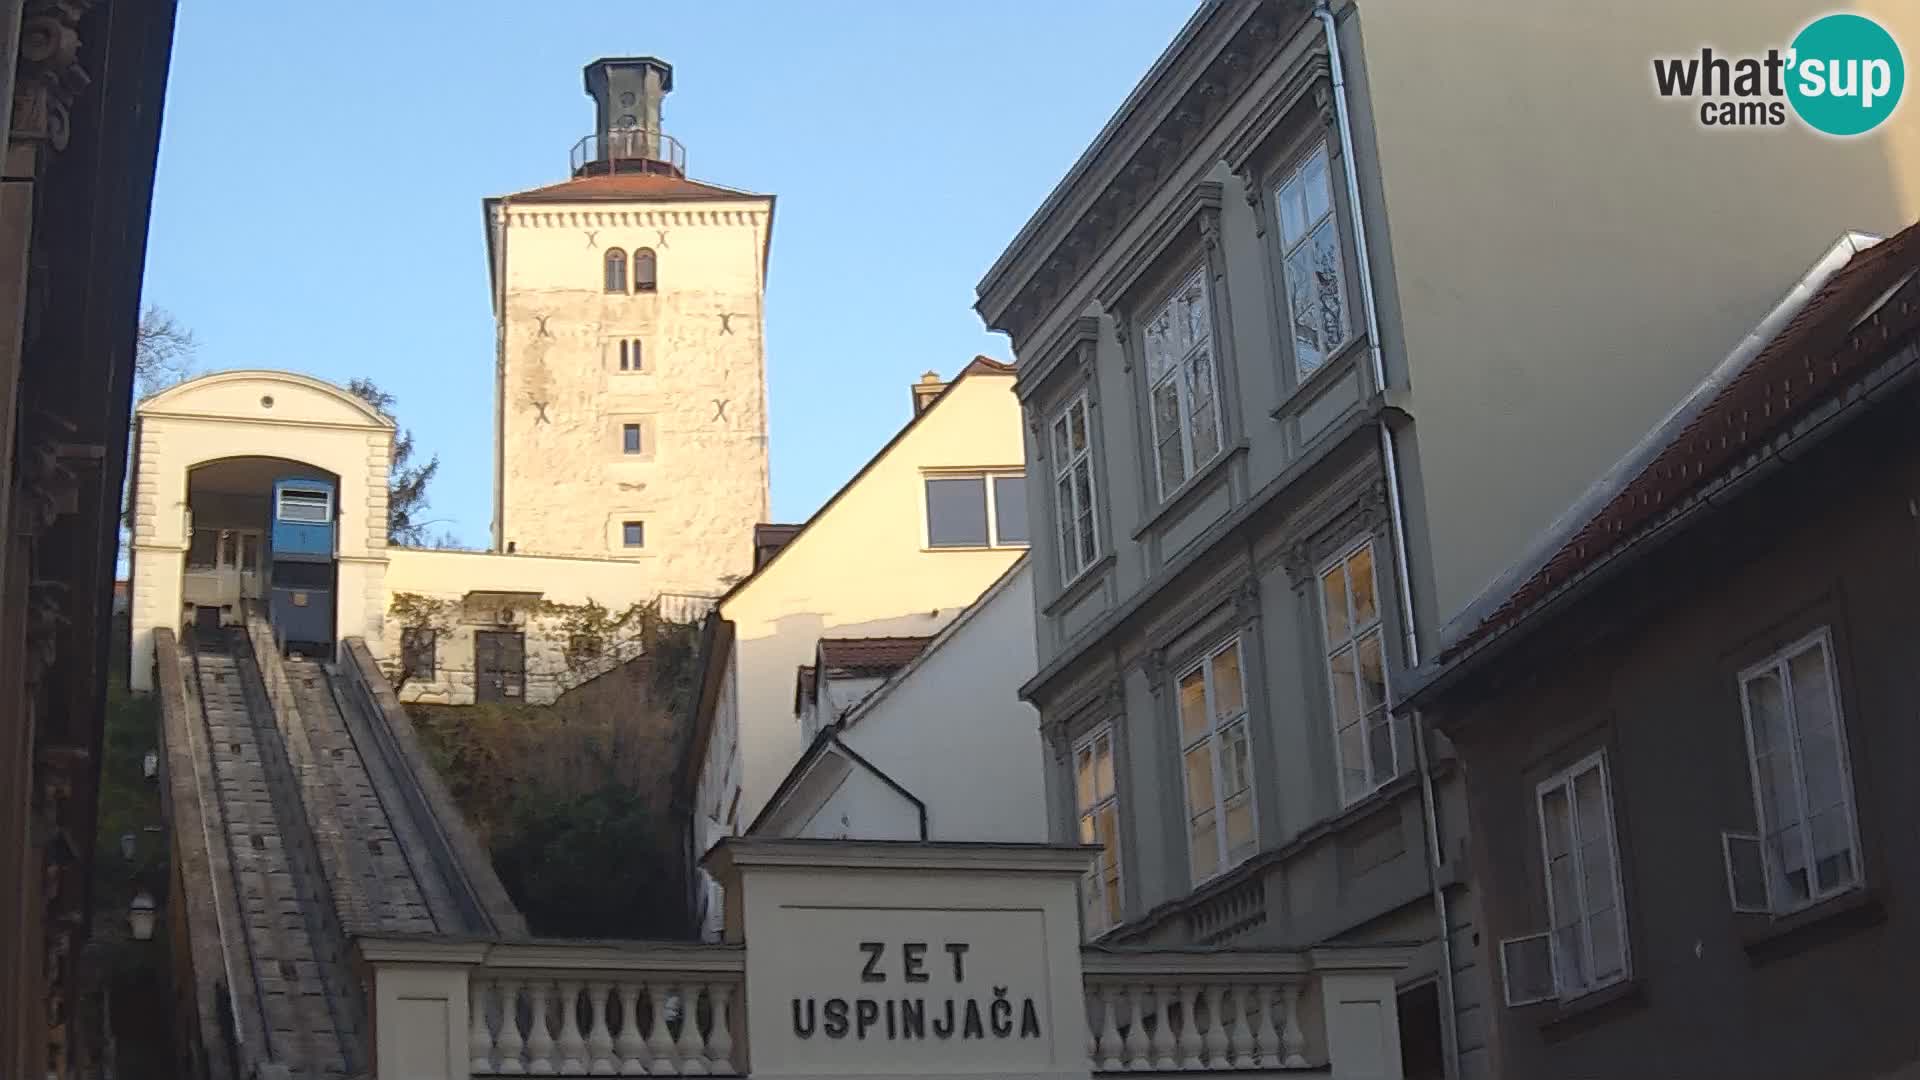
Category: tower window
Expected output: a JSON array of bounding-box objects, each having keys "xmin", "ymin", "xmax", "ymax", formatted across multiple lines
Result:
[
  {"xmin": 622, "ymin": 423, "xmax": 642, "ymax": 455},
  {"xmin": 622, "ymin": 521, "xmax": 646, "ymax": 548},
  {"xmin": 634, "ymin": 248, "xmax": 657, "ymax": 292},
  {"xmin": 604, "ymin": 248, "xmax": 628, "ymax": 293},
  {"xmin": 618, "ymin": 338, "xmax": 643, "ymax": 371}
]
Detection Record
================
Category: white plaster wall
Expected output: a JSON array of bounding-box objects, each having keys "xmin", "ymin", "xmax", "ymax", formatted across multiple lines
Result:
[
  {"xmin": 793, "ymin": 770, "xmax": 922, "ymax": 841},
  {"xmin": 834, "ymin": 561, "xmax": 1046, "ymax": 843},
  {"xmin": 496, "ymin": 197, "xmax": 772, "ymax": 598},
  {"xmin": 128, "ymin": 371, "xmax": 392, "ymax": 690},
  {"xmin": 714, "ymin": 371, "xmax": 1026, "ymax": 831}
]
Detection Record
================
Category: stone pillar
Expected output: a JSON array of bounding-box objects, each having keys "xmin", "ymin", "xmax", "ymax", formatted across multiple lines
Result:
[
  {"xmin": 357, "ymin": 938, "xmax": 488, "ymax": 1080},
  {"xmin": 705, "ymin": 838, "xmax": 1099, "ymax": 1080},
  {"xmin": 1317, "ymin": 966, "xmax": 1406, "ymax": 1080}
]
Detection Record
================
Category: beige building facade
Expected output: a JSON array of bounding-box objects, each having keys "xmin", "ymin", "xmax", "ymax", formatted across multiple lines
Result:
[
  {"xmin": 974, "ymin": 4, "xmax": 1920, "ymax": 1080},
  {"xmin": 485, "ymin": 55, "xmax": 772, "ymax": 598},
  {"xmin": 688, "ymin": 361, "xmax": 1030, "ymax": 867}
]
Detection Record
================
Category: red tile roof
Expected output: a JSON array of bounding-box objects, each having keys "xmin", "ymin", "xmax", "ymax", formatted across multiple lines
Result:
[
  {"xmin": 1439, "ymin": 223, "xmax": 1920, "ymax": 664},
  {"xmin": 501, "ymin": 171, "xmax": 760, "ymax": 204},
  {"xmin": 817, "ymin": 636, "xmax": 935, "ymax": 676}
]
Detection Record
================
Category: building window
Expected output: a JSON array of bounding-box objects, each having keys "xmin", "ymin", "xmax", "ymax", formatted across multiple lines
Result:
[
  {"xmin": 925, "ymin": 472, "xmax": 1028, "ymax": 549},
  {"xmin": 1321, "ymin": 540, "xmax": 1397, "ymax": 805},
  {"xmin": 618, "ymin": 338, "xmax": 644, "ymax": 371},
  {"xmin": 1176, "ymin": 637, "xmax": 1255, "ymax": 883},
  {"xmin": 1723, "ymin": 628, "xmax": 1862, "ymax": 916},
  {"xmin": 622, "ymin": 521, "xmax": 645, "ymax": 548},
  {"xmin": 622, "ymin": 423, "xmax": 643, "ymax": 455},
  {"xmin": 1500, "ymin": 752, "xmax": 1629, "ymax": 1006},
  {"xmin": 186, "ymin": 527, "xmax": 218, "ymax": 570},
  {"xmin": 634, "ymin": 248, "xmax": 658, "ymax": 292},
  {"xmin": 1074, "ymin": 725, "xmax": 1123, "ymax": 936},
  {"xmin": 604, "ymin": 248, "xmax": 628, "ymax": 293},
  {"xmin": 1142, "ymin": 265, "xmax": 1222, "ymax": 500},
  {"xmin": 400, "ymin": 628, "xmax": 436, "ymax": 681},
  {"xmin": 1275, "ymin": 143, "xmax": 1350, "ymax": 377},
  {"xmin": 277, "ymin": 487, "xmax": 332, "ymax": 524},
  {"xmin": 1050, "ymin": 393, "xmax": 1101, "ymax": 584}
]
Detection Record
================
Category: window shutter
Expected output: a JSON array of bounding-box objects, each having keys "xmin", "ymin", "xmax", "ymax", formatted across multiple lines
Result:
[
  {"xmin": 1722, "ymin": 830, "xmax": 1770, "ymax": 914},
  {"xmin": 1498, "ymin": 932, "xmax": 1555, "ymax": 1007}
]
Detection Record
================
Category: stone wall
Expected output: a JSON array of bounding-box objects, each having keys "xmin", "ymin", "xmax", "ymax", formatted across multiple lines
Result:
[{"xmin": 495, "ymin": 199, "xmax": 772, "ymax": 597}]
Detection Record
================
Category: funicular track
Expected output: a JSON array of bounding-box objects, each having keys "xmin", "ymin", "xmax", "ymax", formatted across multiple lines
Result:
[{"xmin": 184, "ymin": 628, "xmax": 360, "ymax": 1078}]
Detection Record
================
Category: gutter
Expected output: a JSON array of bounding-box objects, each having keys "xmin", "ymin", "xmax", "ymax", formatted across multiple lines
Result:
[
  {"xmin": 1314, "ymin": 5, "xmax": 1459, "ymax": 1077},
  {"xmin": 1406, "ymin": 334, "xmax": 1920, "ymax": 715}
]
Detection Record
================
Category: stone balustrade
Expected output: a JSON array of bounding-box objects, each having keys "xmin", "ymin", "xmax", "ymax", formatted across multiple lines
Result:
[
  {"xmin": 465, "ymin": 942, "xmax": 745, "ymax": 1076},
  {"xmin": 358, "ymin": 934, "xmax": 1410, "ymax": 1080},
  {"xmin": 1080, "ymin": 946, "xmax": 1411, "ymax": 1074}
]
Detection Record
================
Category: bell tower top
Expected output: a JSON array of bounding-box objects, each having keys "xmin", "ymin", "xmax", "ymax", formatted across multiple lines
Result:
[{"xmin": 576, "ymin": 56, "xmax": 681, "ymax": 177}]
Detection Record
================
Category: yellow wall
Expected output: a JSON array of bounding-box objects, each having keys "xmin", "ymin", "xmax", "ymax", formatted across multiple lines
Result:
[
  {"xmin": 1348, "ymin": 0, "xmax": 1920, "ymax": 625},
  {"xmin": 715, "ymin": 371, "xmax": 1028, "ymax": 829},
  {"xmin": 495, "ymin": 196, "xmax": 772, "ymax": 598}
]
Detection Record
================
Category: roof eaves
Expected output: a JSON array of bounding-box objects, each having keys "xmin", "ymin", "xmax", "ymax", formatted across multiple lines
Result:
[
  {"xmin": 714, "ymin": 360, "xmax": 1015, "ymax": 608},
  {"xmin": 840, "ymin": 556, "xmax": 1030, "ymax": 732},
  {"xmin": 975, "ymin": 0, "xmax": 1230, "ymax": 307},
  {"xmin": 1428, "ymin": 229, "xmax": 1888, "ymax": 660}
]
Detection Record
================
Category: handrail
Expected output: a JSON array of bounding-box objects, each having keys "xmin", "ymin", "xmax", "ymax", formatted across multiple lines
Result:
[{"xmin": 569, "ymin": 128, "xmax": 687, "ymax": 174}]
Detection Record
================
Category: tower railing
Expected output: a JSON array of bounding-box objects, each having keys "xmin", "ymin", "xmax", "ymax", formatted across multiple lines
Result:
[{"xmin": 571, "ymin": 129, "xmax": 687, "ymax": 176}]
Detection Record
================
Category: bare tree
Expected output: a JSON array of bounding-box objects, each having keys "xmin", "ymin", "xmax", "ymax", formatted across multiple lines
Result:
[{"xmin": 134, "ymin": 306, "xmax": 196, "ymax": 398}]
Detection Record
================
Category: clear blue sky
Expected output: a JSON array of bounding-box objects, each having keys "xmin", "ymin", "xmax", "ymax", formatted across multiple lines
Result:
[{"xmin": 142, "ymin": 1, "xmax": 1198, "ymax": 546}]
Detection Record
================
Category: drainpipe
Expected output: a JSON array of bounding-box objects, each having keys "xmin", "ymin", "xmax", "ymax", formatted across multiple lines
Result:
[{"xmin": 1314, "ymin": 4, "xmax": 1461, "ymax": 1078}]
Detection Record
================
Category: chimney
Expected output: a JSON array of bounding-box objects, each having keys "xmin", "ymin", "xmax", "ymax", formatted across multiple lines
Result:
[
  {"xmin": 580, "ymin": 57, "xmax": 677, "ymax": 176},
  {"xmin": 911, "ymin": 371, "xmax": 947, "ymax": 415}
]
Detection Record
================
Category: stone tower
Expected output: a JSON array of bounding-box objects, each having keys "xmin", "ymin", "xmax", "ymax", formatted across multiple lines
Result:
[{"xmin": 483, "ymin": 56, "xmax": 772, "ymax": 596}]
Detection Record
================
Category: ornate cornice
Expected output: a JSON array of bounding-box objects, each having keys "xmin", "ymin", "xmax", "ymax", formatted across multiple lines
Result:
[
  {"xmin": 12, "ymin": 0, "xmax": 97, "ymax": 152},
  {"xmin": 1014, "ymin": 314, "xmax": 1104, "ymax": 405},
  {"xmin": 981, "ymin": 0, "xmax": 1297, "ymax": 347},
  {"xmin": 1278, "ymin": 475, "xmax": 1393, "ymax": 585},
  {"xmin": 502, "ymin": 208, "xmax": 763, "ymax": 230}
]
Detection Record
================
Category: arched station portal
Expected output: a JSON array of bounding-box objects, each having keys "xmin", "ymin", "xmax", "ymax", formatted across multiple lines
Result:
[
  {"xmin": 182, "ymin": 457, "xmax": 341, "ymax": 650},
  {"xmin": 128, "ymin": 370, "xmax": 394, "ymax": 691}
]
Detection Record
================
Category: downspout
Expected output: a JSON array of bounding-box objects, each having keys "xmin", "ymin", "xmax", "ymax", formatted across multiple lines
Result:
[{"xmin": 1314, "ymin": 4, "xmax": 1461, "ymax": 1078}]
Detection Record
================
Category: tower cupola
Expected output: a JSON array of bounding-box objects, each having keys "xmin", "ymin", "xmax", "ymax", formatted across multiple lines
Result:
[{"xmin": 573, "ymin": 56, "xmax": 684, "ymax": 178}]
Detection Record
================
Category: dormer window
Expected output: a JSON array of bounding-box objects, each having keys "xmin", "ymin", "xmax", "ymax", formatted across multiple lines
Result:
[
  {"xmin": 604, "ymin": 248, "xmax": 628, "ymax": 293},
  {"xmin": 634, "ymin": 248, "xmax": 658, "ymax": 292}
]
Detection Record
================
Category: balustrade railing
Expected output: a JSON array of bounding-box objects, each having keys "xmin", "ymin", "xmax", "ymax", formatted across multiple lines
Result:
[
  {"xmin": 466, "ymin": 943, "xmax": 744, "ymax": 1076},
  {"xmin": 1081, "ymin": 950, "xmax": 1314, "ymax": 1072}
]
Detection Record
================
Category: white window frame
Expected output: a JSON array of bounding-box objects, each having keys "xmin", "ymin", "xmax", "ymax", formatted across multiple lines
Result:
[
  {"xmin": 1533, "ymin": 751, "xmax": 1630, "ymax": 1001},
  {"xmin": 1049, "ymin": 392, "xmax": 1101, "ymax": 585},
  {"xmin": 923, "ymin": 470, "xmax": 1029, "ymax": 550},
  {"xmin": 276, "ymin": 487, "xmax": 332, "ymax": 524},
  {"xmin": 1174, "ymin": 636, "xmax": 1258, "ymax": 885},
  {"xmin": 1072, "ymin": 724, "xmax": 1124, "ymax": 938},
  {"xmin": 1273, "ymin": 141, "xmax": 1352, "ymax": 378},
  {"xmin": 1727, "ymin": 627, "xmax": 1864, "ymax": 916},
  {"xmin": 1318, "ymin": 539, "xmax": 1398, "ymax": 805},
  {"xmin": 1141, "ymin": 265, "xmax": 1224, "ymax": 502}
]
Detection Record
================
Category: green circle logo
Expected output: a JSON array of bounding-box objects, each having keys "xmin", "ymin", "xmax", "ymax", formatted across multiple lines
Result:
[{"xmin": 1787, "ymin": 13, "xmax": 1905, "ymax": 136}]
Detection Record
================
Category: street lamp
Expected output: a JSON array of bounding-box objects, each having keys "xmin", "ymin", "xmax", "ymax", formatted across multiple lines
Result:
[{"xmin": 127, "ymin": 891, "xmax": 156, "ymax": 941}]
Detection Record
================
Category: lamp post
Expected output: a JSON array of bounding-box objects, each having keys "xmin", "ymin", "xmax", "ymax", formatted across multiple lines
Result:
[{"xmin": 127, "ymin": 892, "xmax": 156, "ymax": 941}]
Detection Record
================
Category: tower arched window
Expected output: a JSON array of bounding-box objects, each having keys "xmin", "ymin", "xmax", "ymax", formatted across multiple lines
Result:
[
  {"xmin": 604, "ymin": 248, "xmax": 628, "ymax": 293},
  {"xmin": 634, "ymin": 248, "xmax": 657, "ymax": 293}
]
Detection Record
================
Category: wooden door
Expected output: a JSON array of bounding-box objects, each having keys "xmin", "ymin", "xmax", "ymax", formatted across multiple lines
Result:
[{"xmin": 474, "ymin": 630, "xmax": 526, "ymax": 703}]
